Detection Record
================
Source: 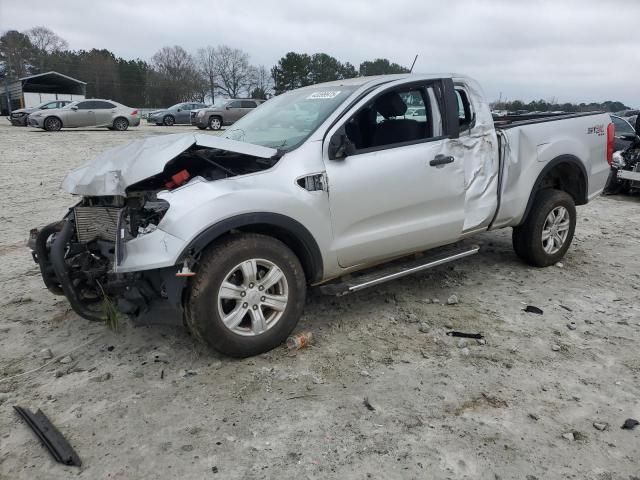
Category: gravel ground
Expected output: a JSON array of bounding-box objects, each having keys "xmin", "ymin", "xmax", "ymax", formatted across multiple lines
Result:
[{"xmin": 0, "ymin": 120, "xmax": 639, "ymax": 480}]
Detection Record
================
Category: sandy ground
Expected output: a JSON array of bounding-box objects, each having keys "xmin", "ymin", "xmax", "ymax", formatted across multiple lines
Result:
[{"xmin": 0, "ymin": 120, "xmax": 639, "ymax": 480}]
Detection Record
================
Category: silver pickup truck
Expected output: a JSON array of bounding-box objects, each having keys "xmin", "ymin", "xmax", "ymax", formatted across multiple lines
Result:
[{"xmin": 29, "ymin": 74, "xmax": 612, "ymax": 357}]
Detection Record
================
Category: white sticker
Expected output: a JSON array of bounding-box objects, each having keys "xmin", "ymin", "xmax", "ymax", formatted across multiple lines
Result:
[{"xmin": 306, "ymin": 91, "xmax": 341, "ymax": 100}]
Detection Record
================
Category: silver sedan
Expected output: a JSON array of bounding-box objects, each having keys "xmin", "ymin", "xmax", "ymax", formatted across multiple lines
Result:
[{"xmin": 28, "ymin": 99, "xmax": 141, "ymax": 131}]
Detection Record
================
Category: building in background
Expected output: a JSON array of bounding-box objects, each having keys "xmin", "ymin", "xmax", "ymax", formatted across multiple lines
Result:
[{"xmin": 2, "ymin": 71, "xmax": 86, "ymax": 115}]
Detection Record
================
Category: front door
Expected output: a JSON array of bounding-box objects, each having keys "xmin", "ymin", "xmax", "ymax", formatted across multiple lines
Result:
[
  {"xmin": 323, "ymin": 82, "xmax": 466, "ymax": 268},
  {"xmin": 67, "ymin": 101, "xmax": 95, "ymax": 127},
  {"xmin": 225, "ymin": 101, "xmax": 243, "ymax": 123},
  {"xmin": 176, "ymin": 104, "xmax": 191, "ymax": 124}
]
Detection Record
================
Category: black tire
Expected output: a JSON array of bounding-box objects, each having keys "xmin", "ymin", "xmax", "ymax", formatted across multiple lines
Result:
[
  {"xmin": 208, "ymin": 116, "xmax": 222, "ymax": 130},
  {"xmin": 43, "ymin": 116, "xmax": 62, "ymax": 132},
  {"xmin": 163, "ymin": 115, "xmax": 175, "ymax": 126},
  {"xmin": 112, "ymin": 117, "xmax": 129, "ymax": 131},
  {"xmin": 512, "ymin": 189, "xmax": 576, "ymax": 267},
  {"xmin": 196, "ymin": 125, "xmax": 207, "ymax": 130},
  {"xmin": 186, "ymin": 233, "xmax": 307, "ymax": 358}
]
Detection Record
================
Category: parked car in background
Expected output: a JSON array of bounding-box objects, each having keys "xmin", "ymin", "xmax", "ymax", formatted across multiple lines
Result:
[
  {"xmin": 28, "ymin": 99, "xmax": 140, "ymax": 131},
  {"xmin": 191, "ymin": 99, "xmax": 264, "ymax": 130},
  {"xmin": 610, "ymin": 114, "xmax": 637, "ymax": 152},
  {"xmin": 148, "ymin": 102, "xmax": 208, "ymax": 126},
  {"xmin": 8, "ymin": 100, "xmax": 72, "ymax": 126}
]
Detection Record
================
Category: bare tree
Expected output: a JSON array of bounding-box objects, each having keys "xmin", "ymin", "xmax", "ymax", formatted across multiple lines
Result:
[
  {"xmin": 151, "ymin": 45, "xmax": 204, "ymax": 103},
  {"xmin": 197, "ymin": 46, "xmax": 217, "ymax": 104},
  {"xmin": 27, "ymin": 26, "xmax": 68, "ymax": 71},
  {"xmin": 247, "ymin": 65, "xmax": 273, "ymax": 99},
  {"xmin": 212, "ymin": 45, "xmax": 252, "ymax": 98}
]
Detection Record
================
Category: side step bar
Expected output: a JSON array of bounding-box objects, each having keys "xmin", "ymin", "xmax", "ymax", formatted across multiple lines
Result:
[{"xmin": 319, "ymin": 242, "xmax": 480, "ymax": 296}]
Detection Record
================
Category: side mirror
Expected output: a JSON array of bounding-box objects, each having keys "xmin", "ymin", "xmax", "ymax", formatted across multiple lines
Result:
[
  {"xmin": 328, "ymin": 128, "xmax": 356, "ymax": 160},
  {"xmin": 226, "ymin": 106, "xmax": 231, "ymax": 110},
  {"xmin": 177, "ymin": 108, "xmax": 182, "ymax": 112},
  {"xmin": 71, "ymin": 106, "xmax": 78, "ymax": 111}
]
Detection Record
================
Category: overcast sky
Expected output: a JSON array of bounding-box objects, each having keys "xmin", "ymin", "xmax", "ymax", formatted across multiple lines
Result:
[{"xmin": 2, "ymin": 0, "xmax": 639, "ymax": 106}]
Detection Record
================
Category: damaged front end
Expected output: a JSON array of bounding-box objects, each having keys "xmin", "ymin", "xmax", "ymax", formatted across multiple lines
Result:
[
  {"xmin": 29, "ymin": 133, "xmax": 280, "ymax": 324},
  {"xmin": 29, "ymin": 195, "xmax": 181, "ymax": 322}
]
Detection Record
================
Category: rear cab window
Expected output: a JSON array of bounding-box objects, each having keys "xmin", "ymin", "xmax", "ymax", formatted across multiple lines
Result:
[{"xmin": 455, "ymin": 86, "xmax": 475, "ymax": 131}]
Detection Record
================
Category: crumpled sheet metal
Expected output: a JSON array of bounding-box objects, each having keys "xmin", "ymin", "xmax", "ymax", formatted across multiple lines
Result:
[
  {"xmin": 61, "ymin": 133, "xmax": 277, "ymax": 197},
  {"xmin": 451, "ymin": 76, "xmax": 499, "ymax": 231}
]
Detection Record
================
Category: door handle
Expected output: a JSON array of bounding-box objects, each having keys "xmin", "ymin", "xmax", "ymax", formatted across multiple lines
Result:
[{"xmin": 429, "ymin": 155, "xmax": 454, "ymax": 167}]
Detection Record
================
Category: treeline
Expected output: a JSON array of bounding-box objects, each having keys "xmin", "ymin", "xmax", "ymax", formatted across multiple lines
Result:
[
  {"xmin": 0, "ymin": 26, "xmax": 408, "ymax": 107},
  {"xmin": 491, "ymin": 99, "xmax": 630, "ymax": 113}
]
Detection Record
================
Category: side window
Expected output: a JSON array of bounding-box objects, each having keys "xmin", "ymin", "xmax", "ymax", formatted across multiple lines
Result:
[
  {"xmin": 344, "ymin": 86, "xmax": 434, "ymax": 151},
  {"xmin": 93, "ymin": 101, "xmax": 116, "ymax": 109},
  {"xmin": 455, "ymin": 88, "xmax": 474, "ymax": 130},
  {"xmin": 76, "ymin": 101, "xmax": 93, "ymax": 110},
  {"xmin": 241, "ymin": 100, "xmax": 257, "ymax": 108},
  {"xmin": 227, "ymin": 101, "xmax": 242, "ymax": 108}
]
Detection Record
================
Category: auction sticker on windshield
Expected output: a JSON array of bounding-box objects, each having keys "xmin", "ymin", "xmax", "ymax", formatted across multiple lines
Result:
[{"xmin": 306, "ymin": 91, "xmax": 341, "ymax": 99}]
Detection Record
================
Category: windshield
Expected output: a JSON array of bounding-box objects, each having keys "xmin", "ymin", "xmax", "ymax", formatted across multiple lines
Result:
[
  {"xmin": 62, "ymin": 102, "xmax": 78, "ymax": 109},
  {"xmin": 168, "ymin": 103, "xmax": 183, "ymax": 110},
  {"xmin": 222, "ymin": 86, "xmax": 357, "ymax": 149}
]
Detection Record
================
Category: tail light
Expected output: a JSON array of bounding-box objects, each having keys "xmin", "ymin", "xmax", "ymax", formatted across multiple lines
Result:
[
  {"xmin": 606, "ymin": 122, "xmax": 615, "ymax": 166},
  {"xmin": 131, "ymin": 110, "xmax": 138, "ymax": 116}
]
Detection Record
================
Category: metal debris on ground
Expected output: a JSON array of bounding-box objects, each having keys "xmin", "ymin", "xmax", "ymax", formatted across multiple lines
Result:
[
  {"xmin": 286, "ymin": 331, "xmax": 313, "ymax": 351},
  {"xmin": 523, "ymin": 306, "xmax": 544, "ymax": 315},
  {"xmin": 363, "ymin": 397, "xmax": 375, "ymax": 411},
  {"xmin": 446, "ymin": 331, "xmax": 484, "ymax": 340},
  {"xmin": 13, "ymin": 406, "xmax": 82, "ymax": 466},
  {"xmin": 621, "ymin": 418, "xmax": 639, "ymax": 430}
]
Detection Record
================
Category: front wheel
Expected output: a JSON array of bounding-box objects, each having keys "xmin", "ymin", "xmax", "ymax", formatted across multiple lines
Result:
[
  {"xmin": 512, "ymin": 189, "xmax": 576, "ymax": 267},
  {"xmin": 163, "ymin": 115, "xmax": 175, "ymax": 126},
  {"xmin": 209, "ymin": 116, "xmax": 222, "ymax": 130},
  {"xmin": 43, "ymin": 117, "xmax": 62, "ymax": 132},
  {"xmin": 186, "ymin": 234, "xmax": 307, "ymax": 357}
]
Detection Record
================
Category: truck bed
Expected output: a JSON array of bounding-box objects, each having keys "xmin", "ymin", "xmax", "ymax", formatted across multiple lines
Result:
[
  {"xmin": 490, "ymin": 110, "xmax": 611, "ymax": 229},
  {"xmin": 493, "ymin": 111, "xmax": 604, "ymax": 129}
]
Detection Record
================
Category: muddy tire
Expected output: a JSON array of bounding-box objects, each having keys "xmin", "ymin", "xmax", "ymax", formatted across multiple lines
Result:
[
  {"xmin": 163, "ymin": 115, "xmax": 175, "ymax": 126},
  {"xmin": 512, "ymin": 189, "xmax": 576, "ymax": 267},
  {"xmin": 112, "ymin": 117, "xmax": 129, "ymax": 131},
  {"xmin": 186, "ymin": 233, "xmax": 306, "ymax": 358},
  {"xmin": 43, "ymin": 116, "xmax": 62, "ymax": 132}
]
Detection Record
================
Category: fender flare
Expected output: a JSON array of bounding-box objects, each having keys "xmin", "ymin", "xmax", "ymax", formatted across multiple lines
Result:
[
  {"xmin": 177, "ymin": 212, "xmax": 324, "ymax": 283},
  {"xmin": 520, "ymin": 154, "xmax": 588, "ymax": 223}
]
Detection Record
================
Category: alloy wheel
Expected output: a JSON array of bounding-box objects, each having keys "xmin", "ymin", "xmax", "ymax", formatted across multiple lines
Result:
[
  {"xmin": 541, "ymin": 206, "xmax": 570, "ymax": 254},
  {"xmin": 217, "ymin": 258, "xmax": 289, "ymax": 336}
]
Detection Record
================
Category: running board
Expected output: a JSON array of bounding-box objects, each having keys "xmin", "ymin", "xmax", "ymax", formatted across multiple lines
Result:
[{"xmin": 319, "ymin": 242, "xmax": 480, "ymax": 296}]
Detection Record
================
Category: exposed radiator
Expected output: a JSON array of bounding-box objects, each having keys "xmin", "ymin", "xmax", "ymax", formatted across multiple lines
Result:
[{"xmin": 74, "ymin": 206, "xmax": 122, "ymax": 243}]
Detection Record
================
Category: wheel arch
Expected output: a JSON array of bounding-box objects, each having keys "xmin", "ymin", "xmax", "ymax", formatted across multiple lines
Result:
[
  {"xmin": 178, "ymin": 213, "xmax": 324, "ymax": 284},
  {"xmin": 520, "ymin": 155, "xmax": 588, "ymax": 224}
]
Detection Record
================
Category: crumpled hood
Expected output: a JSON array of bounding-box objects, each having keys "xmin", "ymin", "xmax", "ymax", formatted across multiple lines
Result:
[{"xmin": 61, "ymin": 133, "xmax": 278, "ymax": 196}]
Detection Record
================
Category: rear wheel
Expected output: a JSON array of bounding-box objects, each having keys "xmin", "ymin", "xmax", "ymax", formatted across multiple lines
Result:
[
  {"xmin": 43, "ymin": 117, "xmax": 62, "ymax": 132},
  {"xmin": 186, "ymin": 234, "xmax": 306, "ymax": 357},
  {"xmin": 209, "ymin": 116, "xmax": 222, "ymax": 130},
  {"xmin": 512, "ymin": 189, "xmax": 576, "ymax": 267},
  {"xmin": 112, "ymin": 117, "xmax": 129, "ymax": 131},
  {"xmin": 163, "ymin": 115, "xmax": 175, "ymax": 126}
]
